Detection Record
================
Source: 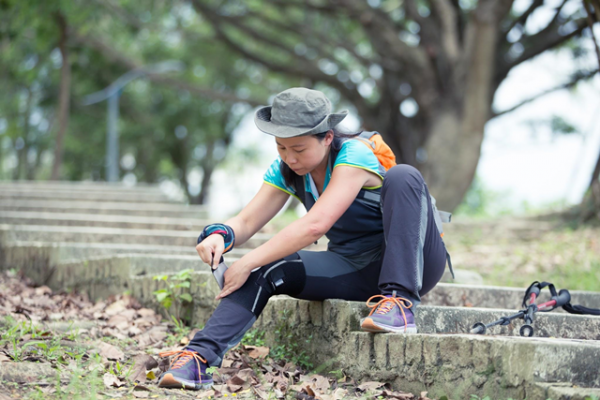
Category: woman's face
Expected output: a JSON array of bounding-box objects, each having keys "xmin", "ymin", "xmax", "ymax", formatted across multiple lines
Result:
[{"xmin": 276, "ymin": 131, "xmax": 333, "ymax": 175}]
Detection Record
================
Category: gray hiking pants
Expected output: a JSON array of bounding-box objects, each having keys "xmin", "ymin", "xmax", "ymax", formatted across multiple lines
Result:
[{"xmin": 186, "ymin": 165, "xmax": 447, "ymax": 366}]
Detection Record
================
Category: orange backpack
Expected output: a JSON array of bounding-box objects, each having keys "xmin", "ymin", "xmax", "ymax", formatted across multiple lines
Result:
[{"xmin": 355, "ymin": 131, "xmax": 397, "ymax": 171}]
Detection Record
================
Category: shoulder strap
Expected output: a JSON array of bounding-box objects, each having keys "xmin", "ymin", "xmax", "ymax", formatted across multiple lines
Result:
[{"xmin": 292, "ymin": 174, "xmax": 315, "ymax": 211}]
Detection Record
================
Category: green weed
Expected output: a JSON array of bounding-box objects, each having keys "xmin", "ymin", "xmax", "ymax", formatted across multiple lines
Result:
[
  {"xmin": 242, "ymin": 328, "xmax": 266, "ymax": 347},
  {"xmin": 153, "ymin": 268, "xmax": 195, "ymax": 324},
  {"xmin": 270, "ymin": 309, "xmax": 313, "ymax": 370}
]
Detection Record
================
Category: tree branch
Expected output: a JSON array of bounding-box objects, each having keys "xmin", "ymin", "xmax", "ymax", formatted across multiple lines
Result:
[
  {"xmin": 190, "ymin": 0, "xmax": 372, "ymax": 116},
  {"xmin": 495, "ymin": 17, "xmax": 588, "ymax": 84},
  {"xmin": 89, "ymin": 0, "xmax": 144, "ymax": 30},
  {"xmin": 491, "ymin": 69, "xmax": 599, "ymax": 118},
  {"xmin": 504, "ymin": 0, "xmax": 545, "ymax": 35},
  {"xmin": 71, "ymin": 30, "xmax": 263, "ymax": 106},
  {"xmin": 242, "ymin": 9, "xmax": 376, "ymax": 68},
  {"xmin": 516, "ymin": 19, "xmax": 587, "ymax": 66},
  {"xmin": 583, "ymin": 0, "xmax": 600, "ymax": 71},
  {"xmin": 429, "ymin": 0, "xmax": 461, "ymax": 63}
]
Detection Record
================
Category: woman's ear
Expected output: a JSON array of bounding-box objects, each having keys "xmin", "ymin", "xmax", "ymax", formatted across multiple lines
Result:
[{"xmin": 324, "ymin": 130, "xmax": 334, "ymax": 146}]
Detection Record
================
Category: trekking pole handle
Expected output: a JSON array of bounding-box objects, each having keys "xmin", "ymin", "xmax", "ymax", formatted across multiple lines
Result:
[
  {"xmin": 538, "ymin": 289, "xmax": 572, "ymax": 311},
  {"xmin": 553, "ymin": 289, "xmax": 571, "ymax": 308},
  {"xmin": 527, "ymin": 285, "xmax": 541, "ymax": 297}
]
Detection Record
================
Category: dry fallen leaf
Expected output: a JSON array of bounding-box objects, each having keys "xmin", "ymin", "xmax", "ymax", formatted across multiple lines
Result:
[
  {"xmin": 107, "ymin": 314, "xmax": 130, "ymax": 329},
  {"xmin": 309, "ymin": 375, "xmax": 331, "ymax": 392},
  {"xmin": 244, "ymin": 345, "xmax": 270, "ymax": 359},
  {"xmin": 289, "ymin": 385, "xmax": 304, "ymax": 392},
  {"xmin": 97, "ymin": 341, "xmax": 125, "ymax": 361},
  {"xmin": 132, "ymin": 391, "xmax": 149, "ymax": 398},
  {"xmin": 383, "ymin": 389, "xmax": 415, "ymax": 399},
  {"xmin": 227, "ymin": 383, "xmax": 242, "ymax": 393},
  {"xmin": 103, "ymin": 373, "xmax": 124, "ymax": 388},
  {"xmin": 304, "ymin": 384, "xmax": 316, "ymax": 397},
  {"xmin": 252, "ymin": 386, "xmax": 268, "ymax": 400},
  {"xmin": 130, "ymin": 354, "xmax": 158, "ymax": 383},
  {"xmin": 104, "ymin": 300, "xmax": 127, "ymax": 315},
  {"xmin": 358, "ymin": 381, "xmax": 386, "ymax": 391},
  {"xmin": 333, "ymin": 388, "xmax": 348, "ymax": 400},
  {"xmin": 418, "ymin": 391, "xmax": 432, "ymax": 400}
]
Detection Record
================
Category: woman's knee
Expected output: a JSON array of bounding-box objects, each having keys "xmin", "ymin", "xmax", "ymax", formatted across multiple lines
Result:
[
  {"xmin": 383, "ymin": 164, "xmax": 425, "ymax": 192},
  {"xmin": 225, "ymin": 253, "xmax": 306, "ymax": 316}
]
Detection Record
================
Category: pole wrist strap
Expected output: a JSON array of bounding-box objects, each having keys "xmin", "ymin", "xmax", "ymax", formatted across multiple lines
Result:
[{"xmin": 198, "ymin": 224, "xmax": 236, "ymax": 254}]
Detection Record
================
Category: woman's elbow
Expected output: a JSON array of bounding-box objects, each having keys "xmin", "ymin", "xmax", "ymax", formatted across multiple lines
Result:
[{"xmin": 307, "ymin": 222, "xmax": 329, "ymax": 238}]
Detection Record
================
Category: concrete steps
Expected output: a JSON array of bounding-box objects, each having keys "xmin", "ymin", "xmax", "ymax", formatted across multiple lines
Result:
[
  {"xmin": 1, "ymin": 180, "xmax": 599, "ymax": 399},
  {"xmin": 421, "ymin": 282, "xmax": 600, "ymax": 311},
  {"xmin": 0, "ymin": 200, "xmax": 208, "ymax": 218},
  {"xmin": 0, "ymin": 188, "xmax": 175, "ymax": 203},
  {"xmin": 0, "ymin": 224, "xmax": 272, "ymax": 248},
  {"xmin": 0, "ymin": 211, "xmax": 213, "ymax": 231}
]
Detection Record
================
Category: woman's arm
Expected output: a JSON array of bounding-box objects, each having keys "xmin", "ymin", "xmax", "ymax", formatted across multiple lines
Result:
[
  {"xmin": 216, "ymin": 165, "xmax": 379, "ymax": 299},
  {"xmin": 223, "ymin": 183, "xmax": 291, "ymax": 246},
  {"xmin": 196, "ymin": 183, "xmax": 289, "ymax": 267}
]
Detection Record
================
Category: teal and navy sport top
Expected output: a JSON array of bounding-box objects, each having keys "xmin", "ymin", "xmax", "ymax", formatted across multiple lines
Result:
[{"xmin": 263, "ymin": 138, "xmax": 385, "ymax": 259}]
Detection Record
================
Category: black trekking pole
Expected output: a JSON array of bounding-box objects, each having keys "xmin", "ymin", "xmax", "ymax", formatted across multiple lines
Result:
[{"xmin": 470, "ymin": 281, "xmax": 572, "ymax": 337}]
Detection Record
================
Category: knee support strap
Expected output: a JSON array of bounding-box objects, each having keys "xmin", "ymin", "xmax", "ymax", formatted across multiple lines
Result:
[{"xmin": 225, "ymin": 253, "xmax": 306, "ymax": 316}]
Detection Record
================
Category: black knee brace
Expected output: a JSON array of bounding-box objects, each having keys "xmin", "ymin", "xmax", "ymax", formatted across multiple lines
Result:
[{"xmin": 225, "ymin": 253, "xmax": 306, "ymax": 316}]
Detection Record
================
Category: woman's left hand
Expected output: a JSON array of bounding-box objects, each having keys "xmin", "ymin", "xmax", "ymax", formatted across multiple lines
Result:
[{"xmin": 215, "ymin": 259, "xmax": 255, "ymax": 300}]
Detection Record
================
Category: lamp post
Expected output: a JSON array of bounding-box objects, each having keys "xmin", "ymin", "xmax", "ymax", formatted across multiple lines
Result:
[{"xmin": 82, "ymin": 60, "xmax": 184, "ymax": 182}]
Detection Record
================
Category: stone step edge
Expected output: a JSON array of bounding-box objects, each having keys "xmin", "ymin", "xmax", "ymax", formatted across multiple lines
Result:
[
  {"xmin": 0, "ymin": 200, "xmax": 207, "ymax": 211},
  {"xmin": 2, "ymin": 242, "xmax": 599, "ymax": 309},
  {"xmin": 9, "ymin": 246, "xmax": 596, "ymax": 297},
  {"xmin": 338, "ymin": 331, "xmax": 600, "ymax": 398},
  {"xmin": 0, "ymin": 210, "xmax": 216, "ymax": 225},
  {"xmin": 0, "ymin": 224, "xmax": 272, "ymax": 239}
]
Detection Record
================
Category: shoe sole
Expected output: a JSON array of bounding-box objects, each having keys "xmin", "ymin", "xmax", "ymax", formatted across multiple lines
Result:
[
  {"xmin": 158, "ymin": 373, "xmax": 213, "ymax": 390},
  {"xmin": 360, "ymin": 317, "xmax": 418, "ymax": 334}
]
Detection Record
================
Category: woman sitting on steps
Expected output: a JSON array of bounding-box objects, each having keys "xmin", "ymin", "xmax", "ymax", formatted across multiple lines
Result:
[{"xmin": 157, "ymin": 87, "xmax": 451, "ymax": 390}]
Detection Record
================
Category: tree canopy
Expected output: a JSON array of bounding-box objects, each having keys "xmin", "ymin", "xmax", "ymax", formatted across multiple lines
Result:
[{"xmin": 0, "ymin": 0, "xmax": 598, "ymax": 210}]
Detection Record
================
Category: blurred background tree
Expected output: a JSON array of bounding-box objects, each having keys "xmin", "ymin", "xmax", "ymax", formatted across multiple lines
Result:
[{"xmin": 0, "ymin": 0, "xmax": 598, "ymax": 213}]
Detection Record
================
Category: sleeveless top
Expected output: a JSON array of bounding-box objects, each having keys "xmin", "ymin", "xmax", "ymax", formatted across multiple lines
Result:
[{"xmin": 263, "ymin": 139, "xmax": 384, "ymax": 260}]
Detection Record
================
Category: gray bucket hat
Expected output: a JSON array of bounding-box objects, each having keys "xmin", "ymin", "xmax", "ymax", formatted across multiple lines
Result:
[{"xmin": 254, "ymin": 87, "xmax": 348, "ymax": 138}]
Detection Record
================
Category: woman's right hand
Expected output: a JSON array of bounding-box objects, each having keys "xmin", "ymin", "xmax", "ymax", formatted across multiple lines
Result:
[{"xmin": 196, "ymin": 234, "xmax": 225, "ymax": 270}]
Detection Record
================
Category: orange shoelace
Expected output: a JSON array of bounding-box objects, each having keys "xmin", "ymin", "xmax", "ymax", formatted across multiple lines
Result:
[
  {"xmin": 159, "ymin": 349, "xmax": 207, "ymax": 372},
  {"xmin": 366, "ymin": 294, "xmax": 413, "ymax": 332}
]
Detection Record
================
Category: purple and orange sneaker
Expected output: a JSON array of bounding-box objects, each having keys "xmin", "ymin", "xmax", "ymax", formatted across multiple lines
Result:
[
  {"xmin": 361, "ymin": 292, "xmax": 417, "ymax": 333},
  {"xmin": 158, "ymin": 349, "xmax": 213, "ymax": 390}
]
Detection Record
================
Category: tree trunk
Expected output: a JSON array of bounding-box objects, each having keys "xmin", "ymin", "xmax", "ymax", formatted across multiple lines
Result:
[
  {"xmin": 420, "ymin": 0, "xmax": 504, "ymax": 211},
  {"xmin": 187, "ymin": 0, "xmax": 591, "ymax": 211},
  {"xmin": 579, "ymin": 145, "xmax": 600, "ymax": 222},
  {"xmin": 50, "ymin": 13, "xmax": 71, "ymax": 181},
  {"xmin": 195, "ymin": 163, "xmax": 214, "ymax": 205},
  {"xmin": 14, "ymin": 88, "xmax": 34, "ymax": 180},
  {"xmin": 579, "ymin": 0, "xmax": 600, "ymax": 222}
]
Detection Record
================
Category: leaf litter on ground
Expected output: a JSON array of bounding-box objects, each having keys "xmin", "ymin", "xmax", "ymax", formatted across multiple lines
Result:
[{"xmin": 0, "ymin": 270, "xmax": 434, "ymax": 399}]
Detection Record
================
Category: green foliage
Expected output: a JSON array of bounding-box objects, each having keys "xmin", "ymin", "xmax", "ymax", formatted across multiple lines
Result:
[
  {"xmin": 0, "ymin": 0, "xmax": 277, "ymax": 201},
  {"xmin": 270, "ymin": 309, "xmax": 313, "ymax": 370},
  {"xmin": 152, "ymin": 268, "xmax": 195, "ymax": 325},
  {"xmin": 241, "ymin": 328, "xmax": 266, "ymax": 347}
]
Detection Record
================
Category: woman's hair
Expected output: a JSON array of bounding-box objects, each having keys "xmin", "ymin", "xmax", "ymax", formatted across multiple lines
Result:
[{"xmin": 279, "ymin": 128, "xmax": 362, "ymax": 188}]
